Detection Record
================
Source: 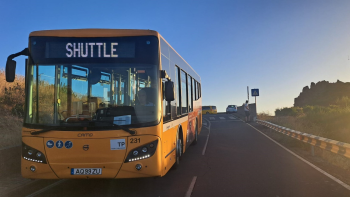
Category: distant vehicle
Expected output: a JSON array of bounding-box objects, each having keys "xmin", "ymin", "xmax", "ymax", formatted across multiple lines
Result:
[
  {"xmin": 202, "ymin": 106, "xmax": 217, "ymax": 114},
  {"xmin": 226, "ymin": 105, "xmax": 237, "ymax": 113}
]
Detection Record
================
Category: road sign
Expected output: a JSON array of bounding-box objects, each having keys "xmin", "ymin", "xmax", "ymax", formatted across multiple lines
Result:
[{"xmin": 251, "ymin": 89, "xmax": 259, "ymax": 96}]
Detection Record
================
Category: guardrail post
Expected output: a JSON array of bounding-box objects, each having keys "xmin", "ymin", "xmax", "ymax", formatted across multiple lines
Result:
[{"xmin": 257, "ymin": 119, "xmax": 350, "ymax": 160}]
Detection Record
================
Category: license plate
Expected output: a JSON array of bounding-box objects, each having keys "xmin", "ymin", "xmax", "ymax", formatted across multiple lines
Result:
[{"xmin": 71, "ymin": 168, "xmax": 102, "ymax": 175}]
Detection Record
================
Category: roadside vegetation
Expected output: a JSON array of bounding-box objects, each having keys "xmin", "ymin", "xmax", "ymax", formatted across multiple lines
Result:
[
  {"xmin": 258, "ymin": 98, "xmax": 350, "ymax": 144},
  {"xmin": 259, "ymin": 80, "xmax": 350, "ymax": 144},
  {"xmin": 0, "ymin": 70, "xmax": 25, "ymax": 148}
]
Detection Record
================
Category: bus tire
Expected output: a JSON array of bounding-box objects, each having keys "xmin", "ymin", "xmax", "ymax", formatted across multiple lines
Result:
[{"xmin": 173, "ymin": 132, "xmax": 182, "ymax": 169}]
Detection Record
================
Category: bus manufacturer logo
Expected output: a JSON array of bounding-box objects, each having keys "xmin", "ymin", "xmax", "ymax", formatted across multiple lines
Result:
[
  {"xmin": 78, "ymin": 133, "xmax": 93, "ymax": 137},
  {"xmin": 83, "ymin": 145, "xmax": 89, "ymax": 151}
]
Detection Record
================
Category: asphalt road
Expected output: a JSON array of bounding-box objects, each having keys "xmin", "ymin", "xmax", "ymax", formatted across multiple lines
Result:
[{"xmin": 8, "ymin": 113, "xmax": 350, "ymax": 197}]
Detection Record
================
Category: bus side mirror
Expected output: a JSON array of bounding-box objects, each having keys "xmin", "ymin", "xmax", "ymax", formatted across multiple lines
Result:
[
  {"xmin": 165, "ymin": 81, "xmax": 175, "ymax": 101},
  {"xmin": 5, "ymin": 48, "xmax": 29, "ymax": 82},
  {"xmin": 6, "ymin": 59, "xmax": 16, "ymax": 82}
]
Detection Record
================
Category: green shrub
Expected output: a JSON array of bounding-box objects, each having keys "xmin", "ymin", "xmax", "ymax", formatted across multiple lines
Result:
[
  {"xmin": 275, "ymin": 107, "xmax": 303, "ymax": 117},
  {"xmin": 273, "ymin": 104, "xmax": 350, "ymax": 143},
  {"xmin": 336, "ymin": 96, "xmax": 350, "ymax": 107}
]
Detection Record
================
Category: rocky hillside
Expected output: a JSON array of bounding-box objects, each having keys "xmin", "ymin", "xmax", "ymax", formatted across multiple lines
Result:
[{"xmin": 294, "ymin": 80, "xmax": 350, "ymax": 107}]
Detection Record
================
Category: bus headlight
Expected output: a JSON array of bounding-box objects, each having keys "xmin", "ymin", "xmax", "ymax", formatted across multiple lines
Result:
[
  {"xmin": 36, "ymin": 152, "xmax": 42, "ymax": 157},
  {"xmin": 125, "ymin": 139, "xmax": 158, "ymax": 163},
  {"xmin": 142, "ymin": 147, "xmax": 148, "ymax": 153},
  {"xmin": 22, "ymin": 142, "xmax": 47, "ymax": 164}
]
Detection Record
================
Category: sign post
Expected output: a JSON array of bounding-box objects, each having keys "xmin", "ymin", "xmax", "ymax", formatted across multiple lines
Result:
[
  {"xmin": 247, "ymin": 86, "xmax": 249, "ymax": 102},
  {"xmin": 251, "ymin": 89, "xmax": 259, "ymax": 117}
]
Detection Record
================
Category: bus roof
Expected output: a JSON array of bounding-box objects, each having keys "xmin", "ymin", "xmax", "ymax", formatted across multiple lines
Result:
[{"xmin": 29, "ymin": 29, "xmax": 159, "ymax": 37}]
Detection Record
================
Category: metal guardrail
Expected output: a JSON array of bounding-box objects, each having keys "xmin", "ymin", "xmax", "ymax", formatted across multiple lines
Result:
[{"xmin": 256, "ymin": 119, "xmax": 350, "ymax": 159}]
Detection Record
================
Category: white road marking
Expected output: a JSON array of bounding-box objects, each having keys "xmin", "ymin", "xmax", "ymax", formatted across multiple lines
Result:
[
  {"xmin": 219, "ymin": 117, "xmax": 225, "ymax": 120},
  {"xmin": 209, "ymin": 117, "xmax": 215, "ymax": 120},
  {"xmin": 202, "ymin": 118, "xmax": 211, "ymax": 155},
  {"xmin": 0, "ymin": 144, "xmax": 21, "ymax": 151},
  {"xmin": 203, "ymin": 122, "xmax": 207, "ymax": 126},
  {"xmin": 185, "ymin": 176, "xmax": 197, "ymax": 197},
  {"xmin": 246, "ymin": 123, "xmax": 350, "ymax": 191},
  {"xmin": 26, "ymin": 180, "xmax": 67, "ymax": 197}
]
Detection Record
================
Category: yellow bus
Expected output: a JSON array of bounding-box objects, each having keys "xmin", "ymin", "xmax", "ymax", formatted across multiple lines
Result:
[
  {"xmin": 202, "ymin": 106, "xmax": 217, "ymax": 114},
  {"xmin": 5, "ymin": 29, "xmax": 202, "ymax": 179}
]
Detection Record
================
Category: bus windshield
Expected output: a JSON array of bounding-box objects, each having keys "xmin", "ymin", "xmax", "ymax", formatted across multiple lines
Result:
[
  {"xmin": 25, "ymin": 63, "xmax": 160, "ymax": 127},
  {"xmin": 25, "ymin": 36, "xmax": 160, "ymax": 128}
]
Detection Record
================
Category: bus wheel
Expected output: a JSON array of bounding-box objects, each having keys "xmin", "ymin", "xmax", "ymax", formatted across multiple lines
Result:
[
  {"xmin": 192, "ymin": 123, "xmax": 198, "ymax": 145},
  {"xmin": 173, "ymin": 133, "xmax": 182, "ymax": 169}
]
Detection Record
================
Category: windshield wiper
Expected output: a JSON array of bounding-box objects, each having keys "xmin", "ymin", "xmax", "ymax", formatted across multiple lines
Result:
[
  {"xmin": 92, "ymin": 121, "xmax": 136, "ymax": 135},
  {"xmin": 30, "ymin": 122, "xmax": 136, "ymax": 135},
  {"xmin": 31, "ymin": 127, "xmax": 60, "ymax": 135}
]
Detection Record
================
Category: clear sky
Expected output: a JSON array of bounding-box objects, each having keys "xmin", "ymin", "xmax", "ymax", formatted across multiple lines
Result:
[{"xmin": 1, "ymin": 0, "xmax": 350, "ymax": 114}]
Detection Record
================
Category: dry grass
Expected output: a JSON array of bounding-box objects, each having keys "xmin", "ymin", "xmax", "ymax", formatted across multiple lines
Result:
[
  {"xmin": 0, "ymin": 70, "xmax": 25, "ymax": 148},
  {"xmin": 258, "ymin": 112, "xmax": 350, "ymax": 144}
]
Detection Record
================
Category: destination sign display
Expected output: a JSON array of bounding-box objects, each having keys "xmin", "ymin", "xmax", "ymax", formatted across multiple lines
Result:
[
  {"xmin": 45, "ymin": 41, "xmax": 135, "ymax": 58},
  {"xmin": 29, "ymin": 36, "xmax": 158, "ymax": 65}
]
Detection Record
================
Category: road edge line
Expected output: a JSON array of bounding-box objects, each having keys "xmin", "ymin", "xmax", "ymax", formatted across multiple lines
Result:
[
  {"xmin": 185, "ymin": 176, "xmax": 197, "ymax": 197},
  {"xmin": 0, "ymin": 144, "xmax": 21, "ymax": 151},
  {"xmin": 3, "ymin": 179, "xmax": 40, "ymax": 196},
  {"xmin": 25, "ymin": 179, "xmax": 67, "ymax": 197},
  {"xmin": 247, "ymin": 123, "xmax": 350, "ymax": 191}
]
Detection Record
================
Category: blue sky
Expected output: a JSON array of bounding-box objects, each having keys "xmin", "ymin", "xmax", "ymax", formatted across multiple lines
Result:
[{"xmin": 2, "ymin": 0, "xmax": 350, "ymax": 114}]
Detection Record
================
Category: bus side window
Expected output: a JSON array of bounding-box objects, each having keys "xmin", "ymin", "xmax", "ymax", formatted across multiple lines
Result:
[
  {"xmin": 192, "ymin": 78, "xmax": 196, "ymax": 101},
  {"xmin": 199, "ymin": 83, "xmax": 201, "ymax": 98},
  {"xmin": 176, "ymin": 66, "xmax": 181, "ymax": 116},
  {"xmin": 180, "ymin": 70, "xmax": 188, "ymax": 114},
  {"xmin": 196, "ymin": 81, "xmax": 199, "ymax": 100},
  {"xmin": 188, "ymin": 75, "xmax": 192, "ymax": 112}
]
